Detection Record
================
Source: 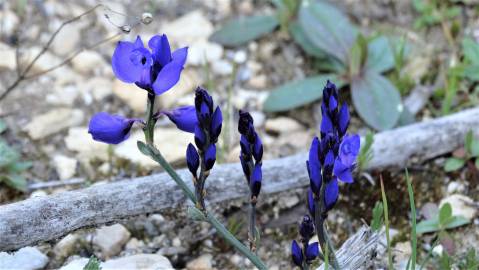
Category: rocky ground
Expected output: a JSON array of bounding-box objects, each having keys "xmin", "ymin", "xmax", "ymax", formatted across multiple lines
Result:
[{"xmin": 0, "ymin": 0, "xmax": 479, "ymax": 269}]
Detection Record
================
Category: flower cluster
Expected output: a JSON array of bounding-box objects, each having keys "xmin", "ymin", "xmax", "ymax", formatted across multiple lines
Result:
[
  {"xmin": 185, "ymin": 87, "xmax": 222, "ymax": 210},
  {"xmin": 291, "ymin": 215, "xmax": 320, "ymax": 268},
  {"xmin": 238, "ymin": 110, "xmax": 263, "ymax": 201},
  {"xmin": 306, "ymin": 81, "xmax": 359, "ymax": 217},
  {"xmin": 88, "ymin": 34, "xmax": 188, "ymax": 144}
]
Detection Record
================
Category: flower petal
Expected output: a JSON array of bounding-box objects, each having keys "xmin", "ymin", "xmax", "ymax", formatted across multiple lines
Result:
[
  {"xmin": 204, "ymin": 144, "xmax": 216, "ymax": 171},
  {"xmin": 149, "ymin": 34, "xmax": 172, "ymax": 67},
  {"xmin": 306, "ymin": 242, "xmax": 319, "ymax": 261},
  {"xmin": 112, "ymin": 40, "xmax": 143, "ymax": 83},
  {"xmin": 88, "ymin": 112, "xmax": 135, "ymax": 144},
  {"xmin": 151, "ymin": 61, "xmax": 184, "ymax": 95},
  {"xmin": 163, "ymin": 105, "xmax": 197, "ymax": 133},
  {"xmin": 171, "ymin": 47, "xmax": 188, "ymax": 67},
  {"xmin": 308, "ymin": 137, "xmax": 322, "ymax": 195},
  {"xmin": 250, "ymin": 162, "xmax": 262, "ymax": 198},
  {"xmin": 211, "ymin": 106, "xmax": 222, "ymax": 141},
  {"xmin": 186, "ymin": 143, "xmax": 200, "ymax": 177},
  {"xmin": 324, "ymin": 178, "xmax": 339, "ymax": 211},
  {"xmin": 291, "ymin": 240, "xmax": 303, "ymax": 267},
  {"xmin": 338, "ymin": 103, "xmax": 350, "ymax": 136}
]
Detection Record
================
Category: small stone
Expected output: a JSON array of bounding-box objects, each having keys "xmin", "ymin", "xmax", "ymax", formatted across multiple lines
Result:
[
  {"xmin": 0, "ymin": 9, "xmax": 19, "ymax": 35},
  {"xmin": 114, "ymin": 128, "xmax": 192, "ymax": 169},
  {"xmin": 65, "ymin": 127, "xmax": 109, "ymax": 162},
  {"xmin": 249, "ymin": 74, "xmax": 267, "ymax": 89},
  {"xmin": 187, "ymin": 40, "xmax": 223, "ymax": 66},
  {"xmin": 160, "ymin": 11, "xmax": 213, "ymax": 45},
  {"xmin": 249, "ymin": 111, "xmax": 265, "ymax": 127},
  {"xmin": 186, "ymin": 254, "xmax": 213, "ymax": 270},
  {"xmin": 46, "ymin": 85, "xmax": 79, "ymax": 106},
  {"xmin": 439, "ymin": 194, "xmax": 477, "ymax": 220},
  {"xmin": 54, "ymin": 234, "xmax": 79, "ymax": 259},
  {"xmin": 30, "ymin": 190, "xmax": 47, "ymax": 198},
  {"xmin": 51, "ymin": 23, "xmax": 81, "ymax": 56},
  {"xmin": 280, "ymin": 194, "xmax": 300, "ymax": 208},
  {"xmin": 24, "ymin": 108, "xmax": 84, "ymax": 140},
  {"xmin": 233, "ymin": 50, "xmax": 247, "ymax": 64},
  {"xmin": 84, "ymin": 77, "xmax": 113, "ymax": 101},
  {"xmin": 172, "ymin": 237, "xmax": 181, "ymax": 248},
  {"xmin": 93, "ymin": 224, "xmax": 131, "ymax": 259},
  {"xmin": 392, "ymin": 241, "xmax": 411, "ymax": 265},
  {"xmin": 0, "ymin": 43, "xmax": 16, "ymax": 70},
  {"xmin": 71, "ymin": 50, "xmax": 106, "ymax": 74},
  {"xmin": 211, "ymin": 60, "xmax": 233, "ymax": 76},
  {"xmin": 446, "ymin": 181, "xmax": 465, "ymax": 195},
  {"xmin": 60, "ymin": 254, "xmax": 173, "ymax": 270},
  {"xmin": 432, "ymin": 244, "xmax": 444, "ymax": 256},
  {"xmin": 53, "ymin": 155, "xmax": 78, "ymax": 180},
  {"xmin": 112, "ymin": 79, "xmax": 147, "ymax": 113},
  {"xmin": 0, "ymin": 247, "xmax": 48, "ymax": 270},
  {"xmin": 125, "ymin": 238, "xmax": 144, "ymax": 251},
  {"xmin": 265, "ymin": 117, "xmax": 304, "ymax": 134}
]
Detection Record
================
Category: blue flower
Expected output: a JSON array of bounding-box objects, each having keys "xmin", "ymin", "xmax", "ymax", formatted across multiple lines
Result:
[
  {"xmin": 305, "ymin": 242, "xmax": 320, "ymax": 262},
  {"xmin": 88, "ymin": 112, "xmax": 139, "ymax": 144},
  {"xmin": 299, "ymin": 215, "xmax": 315, "ymax": 240},
  {"xmin": 291, "ymin": 240, "xmax": 303, "ymax": 267},
  {"xmin": 186, "ymin": 143, "xmax": 200, "ymax": 178},
  {"xmin": 238, "ymin": 110, "xmax": 263, "ymax": 200},
  {"xmin": 112, "ymin": 34, "xmax": 188, "ymax": 95},
  {"xmin": 307, "ymin": 137, "xmax": 321, "ymax": 196},
  {"xmin": 163, "ymin": 106, "xmax": 197, "ymax": 133},
  {"xmin": 333, "ymin": 134, "xmax": 360, "ymax": 183}
]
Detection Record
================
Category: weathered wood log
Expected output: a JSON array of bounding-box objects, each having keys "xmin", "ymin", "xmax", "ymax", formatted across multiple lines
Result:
[
  {"xmin": 0, "ymin": 107, "xmax": 478, "ymax": 251},
  {"xmin": 317, "ymin": 226, "xmax": 382, "ymax": 270}
]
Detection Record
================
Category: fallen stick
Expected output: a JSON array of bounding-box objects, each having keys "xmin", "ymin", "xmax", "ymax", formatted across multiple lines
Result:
[
  {"xmin": 0, "ymin": 107, "xmax": 478, "ymax": 251},
  {"xmin": 317, "ymin": 226, "xmax": 382, "ymax": 270}
]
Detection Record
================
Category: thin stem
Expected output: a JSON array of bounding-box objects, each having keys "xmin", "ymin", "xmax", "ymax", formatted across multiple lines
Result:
[
  {"xmin": 380, "ymin": 175, "xmax": 393, "ymax": 270},
  {"xmin": 406, "ymin": 169, "xmax": 417, "ymax": 270},
  {"xmin": 248, "ymin": 201, "xmax": 257, "ymax": 252},
  {"xmin": 144, "ymin": 93, "xmax": 156, "ymax": 144}
]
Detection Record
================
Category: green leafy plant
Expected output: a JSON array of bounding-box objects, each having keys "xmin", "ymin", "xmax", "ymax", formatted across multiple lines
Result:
[
  {"xmin": 83, "ymin": 256, "xmax": 102, "ymax": 270},
  {"xmin": 444, "ymin": 130, "xmax": 479, "ymax": 172},
  {"xmin": 357, "ymin": 131, "xmax": 374, "ymax": 171},
  {"xmin": 458, "ymin": 248, "xmax": 479, "ymax": 270},
  {"xmin": 412, "ymin": 0, "xmax": 460, "ymax": 30},
  {"xmin": 0, "ymin": 121, "xmax": 31, "ymax": 192},
  {"xmin": 210, "ymin": 0, "xmax": 405, "ymax": 130},
  {"xmin": 416, "ymin": 202, "xmax": 469, "ymax": 235}
]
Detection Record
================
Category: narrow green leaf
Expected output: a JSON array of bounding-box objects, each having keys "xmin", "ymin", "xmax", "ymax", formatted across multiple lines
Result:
[
  {"xmin": 351, "ymin": 71, "xmax": 402, "ymax": 130},
  {"xmin": 444, "ymin": 215, "xmax": 470, "ymax": 229},
  {"xmin": 465, "ymin": 130, "xmax": 473, "ymax": 154},
  {"xmin": 416, "ymin": 218, "xmax": 441, "ymax": 234},
  {"xmin": 439, "ymin": 203, "xmax": 452, "ymax": 226},
  {"xmin": 137, "ymin": 141, "xmax": 152, "ymax": 156},
  {"xmin": 298, "ymin": 0, "xmax": 357, "ymax": 63},
  {"xmin": 8, "ymin": 161, "xmax": 32, "ymax": 173},
  {"xmin": 210, "ymin": 15, "xmax": 279, "ymax": 47},
  {"xmin": 349, "ymin": 35, "xmax": 367, "ymax": 77},
  {"xmin": 1, "ymin": 174, "xmax": 27, "ymax": 192},
  {"xmin": 470, "ymin": 140, "xmax": 479, "ymax": 157},
  {"xmin": 405, "ymin": 168, "xmax": 417, "ymax": 270},
  {"xmin": 187, "ymin": 206, "xmax": 207, "ymax": 222},
  {"xmin": 444, "ymin": 157, "xmax": 465, "ymax": 172},
  {"xmin": 263, "ymin": 75, "xmax": 345, "ymax": 112},
  {"xmin": 365, "ymin": 36, "xmax": 395, "ymax": 73},
  {"xmin": 380, "ymin": 177, "xmax": 393, "ymax": 270}
]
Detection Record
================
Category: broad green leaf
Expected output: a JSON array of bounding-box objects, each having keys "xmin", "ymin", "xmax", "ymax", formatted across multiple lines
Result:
[
  {"xmin": 298, "ymin": 0, "xmax": 357, "ymax": 64},
  {"xmin": 351, "ymin": 71, "xmax": 401, "ymax": 130},
  {"xmin": 470, "ymin": 140, "xmax": 479, "ymax": 157},
  {"xmin": 83, "ymin": 256, "xmax": 102, "ymax": 270},
  {"xmin": 463, "ymin": 38, "xmax": 479, "ymax": 65},
  {"xmin": 0, "ymin": 120, "xmax": 6, "ymax": 134},
  {"xmin": 444, "ymin": 215, "xmax": 470, "ymax": 229},
  {"xmin": 365, "ymin": 36, "xmax": 395, "ymax": 73},
  {"xmin": 439, "ymin": 203, "xmax": 452, "ymax": 225},
  {"xmin": 289, "ymin": 21, "xmax": 326, "ymax": 58},
  {"xmin": 463, "ymin": 65, "xmax": 479, "ymax": 81},
  {"xmin": 1, "ymin": 174, "xmax": 27, "ymax": 192},
  {"xmin": 349, "ymin": 34, "xmax": 368, "ymax": 77},
  {"xmin": 444, "ymin": 157, "xmax": 465, "ymax": 172},
  {"xmin": 416, "ymin": 218, "xmax": 440, "ymax": 234},
  {"xmin": 0, "ymin": 140, "xmax": 19, "ymax": 167},
  {"xmin": 263, "ymin": 75, "xmax": 345, "ymax": 112},
  {"xmin": 8, "ymin": 161, "xmax": 32, "ymax": 173},
  {"xmin": 210, "ymin": 15, "xmax": 279, "ymax": 47}
]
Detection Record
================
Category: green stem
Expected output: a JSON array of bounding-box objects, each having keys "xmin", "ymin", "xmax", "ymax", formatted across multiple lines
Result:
[
  {"xmin": 140, "ymin": 143, "xmax": 267, "ymax": 269},
  {"xmin": 249, "ymin": 201, "xmax": 257, "ymax": 252},
  {"xmin": 380, "ymin": 177, "xmax": 393, "ymax": 270},
  {"xmin": 144, "ymin": 93, "xmax": 156, "ymax": 144}
]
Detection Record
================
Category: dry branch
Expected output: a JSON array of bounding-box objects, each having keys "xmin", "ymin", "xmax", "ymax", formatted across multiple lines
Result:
[
  {"xmin": 0, "ymin": 107, "xmax": 478, "ymax": 250},
  {"xmin": 317, "ymin": 226, "xmax": 382, "ymax": 270}
]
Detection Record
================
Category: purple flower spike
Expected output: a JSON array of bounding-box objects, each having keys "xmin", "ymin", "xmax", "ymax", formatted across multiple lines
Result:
[
  {"xmin": 163, "ymin": 106, "xmax": 197, "ymax": 133},
  {"xmin": 299, "ymin": 215, "xmax": 315, "ymax": 240},
  {"xmin": 250, "ymin": 163, "xmax": 262, "ymax": 198},
  {"xmin": 307, "ymin": 189, "xmax": 315, "ymax": 218},
  {"xmin": 291, "ymin": 240, "xmax": 303, "ymax": 267},
  {"xmin": 338, "ymin": 134, "xmax": 360, "ymax": 166},
  {"xmin": 88, "ymin": 112, "xmax": 137, "ymax": 144},
  {"xmin": 204, "ymin": 144, "xmax": 216, "ymax": 171},
  {"xmin": 186, "ymin": 143, "xmax": 200, "ymax": 178},
  {"xmin": 305, "ymin": 242, "xmax": 320, "ymax": 261},
  {"xmin": 307, "ymin": 137, "xmax": 322, "ymax": 195},
  {"xmin": 112, "ymin": 34, "xmax": 187, "ymax": 95},
  {"xmin": 324, "ymin": 177, "xmax": 339, "ymax": 211}
]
